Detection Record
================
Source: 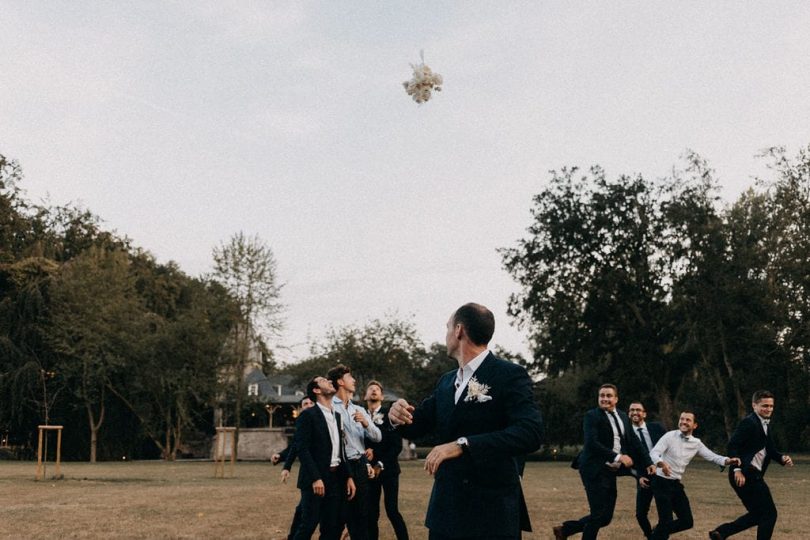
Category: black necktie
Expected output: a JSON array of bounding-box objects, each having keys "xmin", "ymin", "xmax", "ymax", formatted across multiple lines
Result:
[
  {"xmin": 609, "ymin": 411, "xmax": 624, "ymax": 439},
  {"xmin": 636, "ymin": 427, "xmax": 650, "ymax": 453}
]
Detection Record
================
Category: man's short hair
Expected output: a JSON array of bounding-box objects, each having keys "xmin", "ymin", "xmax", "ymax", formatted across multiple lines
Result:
[
  {"xmin": 680, "ymin": 410, "xmax": 697, "ymax": 422},
  {"xmin": 300, "ymin": 395, "xmax": 313, "ymax": 407},
  {"xmin": 327, "ymin": 364, "xmax": 351, "ymax": 389},
  {"xmin": 452, "ymin": 303, "xmax": 495, "ymax": 346},
  {"xmin": 628, "ymin": 401, "xmax": 645, "ymax": 411},
  {"xmin": 305, "ymin": 377, "xmax": 321, "ymax": 402},
  {"xmin": 366, "ymin": 379, "xmax": 383, "ymax": 393},
  {"xmin": 599, "ymin": 383, "xmax": 618, "ymax": 396},
  {"xmin": 752, "ymin": 390, "xmax": 774, "ymax": 403}
]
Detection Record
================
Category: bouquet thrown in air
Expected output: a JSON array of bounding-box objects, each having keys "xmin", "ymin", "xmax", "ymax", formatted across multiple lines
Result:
[{"xmin": 403, "ymin": 51, "xmax": 443, "ymax": 104}]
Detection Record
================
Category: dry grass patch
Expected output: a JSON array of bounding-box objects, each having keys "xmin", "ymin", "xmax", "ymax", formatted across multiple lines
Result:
[{"xmin": 0, "ymin": 458, "xmax": 807, "ymax": 538}]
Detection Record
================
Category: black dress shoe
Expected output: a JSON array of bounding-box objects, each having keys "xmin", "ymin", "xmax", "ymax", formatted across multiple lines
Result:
[
  {"xmin": 708, "ymin": 531, "xmax": 723, "ymax": 540},
  {"xmin": 552, "ymin": 525, "xmax": 566, "ymax": 540}
]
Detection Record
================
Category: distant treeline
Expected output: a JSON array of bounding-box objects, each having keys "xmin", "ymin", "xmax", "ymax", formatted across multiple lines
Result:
[
  {"xmin": 502, "ymin": 148, "xmax": 810, "ymax": 451},
  {"xmin": 3, "ymin": 146, "xmax": 809, "ymax": 461}
]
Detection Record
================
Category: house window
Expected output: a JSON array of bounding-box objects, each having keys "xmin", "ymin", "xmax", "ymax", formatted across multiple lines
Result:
[{"xmin": 247, "ymin": 383, "xmax": 259, "ymax": 396}]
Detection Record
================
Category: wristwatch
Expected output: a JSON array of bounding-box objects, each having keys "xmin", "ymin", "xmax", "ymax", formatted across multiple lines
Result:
[{"xmin": 456, "ymin": 437, "xmax": 469, "ymax": 452}]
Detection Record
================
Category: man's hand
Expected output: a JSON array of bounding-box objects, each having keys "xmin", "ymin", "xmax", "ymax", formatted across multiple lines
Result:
[
  {"xmin": 281, "ymin": 469, "xmax": 290, "ymax": 483},
  {"xmin": 366, "ymin": 463, "xmax": 375, "ymax": 479},
  {"xmin": 734, "ymin": 469, "xmax": 746, "ymax": 487},
  {"xmin": 424, "ymin": 442, "xmax": 462, "ymax": 475},
  {"xmin": 660, "ymin": 462, "xmax": 672, "ymax": 477},
  {"xmin": 270, "ymin": 453, "xmax": 280, "ymax": 465},
  {"xmin": 365, "ymin": 448, "xmax": 374, "ymax": 461},
  {"xmin": 372, "ymin": 465, "xmax": 383, "ymax": 478},
  {"xmin": 618, "ymin": 454, "xmax": 634, "ymax": 468},
  {"xmin": 639, "ymin": 476, "xmax": 650, "ymax": 489},
  {"xmin": 347, "ymin": 477, "xmax": 356, "ymax": 500},
  {"xmin": 783, "ymin": 455, "xmax": 794, "ymax": 467},
  {"xmin": 726, "ymin": 457, "xmax": 741, "ymax": 467},
  {"xmin": 389, "ymin": 399, "xmax": 415, "ymax": 426},
  {"xmin": 646, "ymin": 464, "xmax": 656, "ymax": 475},
  {"xmin": 353, "ymin": 410, "xmax": 368, "ymax": 428},
  {"xmin": 312, "ymin": 479, "xmax": 325, "ymax": 497}
]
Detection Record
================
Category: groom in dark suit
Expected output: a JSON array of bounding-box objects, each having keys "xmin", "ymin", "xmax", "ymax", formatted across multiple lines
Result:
[
  {"xmin": 628, "ymin": 401, "xmax": 666, "ymax": 539},
  {"xmin": 292, "ymin": 376, "xmax": 356, "ymax": 540},
  {"xmin": 553, "ymin": 384, "xmax": 653, "ymax": 540},
  {"xmin": 709, "ymin": 390, "xmax": 794, "ymax": 540},
  {"xmin": 389, "ymin": 303, "xmax": 543, "ymax": 540}
]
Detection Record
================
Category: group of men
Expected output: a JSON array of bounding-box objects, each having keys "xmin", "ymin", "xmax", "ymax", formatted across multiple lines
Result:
[
  {"xmin": 273, "ymin": 302, "xmax": 793, "ymax": 540},
  {"xmin": 273, "ymin": 367, "xmax": 408, "ymax": 540},
  {"xmin": 553, "ymin": 385, "xmax": 794, "ymax": 540},
  {"xmin": 274, "ymin": 302, "xmax": 544, "ymax": 539}
]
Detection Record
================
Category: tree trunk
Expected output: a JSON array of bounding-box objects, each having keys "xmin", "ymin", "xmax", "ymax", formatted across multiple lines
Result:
[
  {"xmin": 86, "ymin": 399, "xmax": 105, "ymax": 464},
  {"xmin": 654, "ymin": 383, "xmax": 676, "ymax": 430}
]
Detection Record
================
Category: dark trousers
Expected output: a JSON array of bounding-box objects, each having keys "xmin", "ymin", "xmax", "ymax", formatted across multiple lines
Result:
[
  {"xmin": 342, "ymin": 459, "xmax": 369, "ymax": 540},
  {"xmin": 428, "ymin": 531, "xmax": 519, "ymax": 540},
  {"xmin": 368, "ymin": 473, "xmax": 409, "ymax": 540},
  {"xmin": 287, "ymin": 503, "xmax": 302, "ymax": 539},
  {"xmin": 635, "ymin": 480, "xmax": 655, "ymax": 538},
  {"xmin": 293, "ymin": 471, "xmax": 342, "ymax": 540},
  {"xmin": 651, "ymin": 476, "xmax": 693, "ymax": 540},
  {"xmin": 562, "ymin": 469, "xmax": 617, "ymax": 540},
  {"xmin": 715, "ymin": 471, "xmax": 777, "ymax": 540}
]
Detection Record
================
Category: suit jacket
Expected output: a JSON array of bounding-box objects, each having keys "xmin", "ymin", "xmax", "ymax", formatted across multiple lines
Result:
[
  {"xmin": 630, "ymin": 421, "xmax": 665, "ymax": 479},
  {"xmin": 281, "ymin": 439, "xmax": 298, "ymax": 471},
  {"xmin": 366, "ymin": 406, "xmax": 402, "ymax": 477},
  {"xmin": 577, "ymin": 407, "xmax": 652, "ymax": 480},
  {"xmin": 727, "ymin": 413, "xmax": 784, "ymax": 477},
  {"xmin": 397, "ymin": 352, "xmax": 543, "ymax": 538},
  {"xmin": 295, "ymin": 405, "xmax": 351, "ymax": 490}
]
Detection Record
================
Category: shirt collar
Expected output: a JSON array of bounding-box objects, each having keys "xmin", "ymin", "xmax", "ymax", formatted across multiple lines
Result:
[
  {"xmin": 332, "ymin": 395, "xmax": 353, "ymax": 409},
  {"xmin": 755, "ymin": 414, "xmax": 770, "ymax": 425},
  {"xmin": 635, "ymin": 422, "xmax": 647, "ymax": 430},
  {"xmin": 459, "ymin": 349, "xmax": 489, "ymax": 378},
  {"xmin": 317, "ymin": 402, "xmax": 334, "ymax": 416}
]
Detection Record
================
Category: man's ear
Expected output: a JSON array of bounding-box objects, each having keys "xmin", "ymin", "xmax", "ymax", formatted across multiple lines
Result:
[{"xmin": 455, "ymin": 323, "xmax": 465, "ymax": 340}]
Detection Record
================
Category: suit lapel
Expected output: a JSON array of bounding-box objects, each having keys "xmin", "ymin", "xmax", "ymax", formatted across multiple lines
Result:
[{"xmin": 449, "ymin": 353, "xmax": 495, "ymax": 429}]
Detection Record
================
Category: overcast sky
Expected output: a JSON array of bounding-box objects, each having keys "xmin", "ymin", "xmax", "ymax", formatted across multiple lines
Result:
[{"xmin": 3, "ymin": 2, "xmax": 810, "ymax": 364}]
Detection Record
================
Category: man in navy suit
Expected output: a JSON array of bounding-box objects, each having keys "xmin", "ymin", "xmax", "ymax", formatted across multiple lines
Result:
[
  {"xmin": 292, "ymin": 376, "xmax": 356, "ymax": 540},
  {"xmin": 270, "ymin": 396, "xmax": 315, "ymax": 540},
  {"xmin": 553, "ymin": 384, "xmax": 653, "ymax": 540},
  {"xmin": 710, "ymin": 390, "xmax": 794, "ymax": 540},
  {"xmin": 389, "ymin": 303, "xmax": 543, "ymax": 540},
  {"xmin": 628, "ymin": 401, "xmax": 666, "ymax": 539},
  {"xmin": 365, "ymin": 380, "xmax": 409, "ymax": 540}
]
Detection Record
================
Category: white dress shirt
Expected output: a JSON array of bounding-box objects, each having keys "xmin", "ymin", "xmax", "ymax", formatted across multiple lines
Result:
[
  {"xmin": 650, "ymin": 430, "xmax": 728, "ymax": 480},
  {"xmin": 317, "ymin": 402, "xmax": 341, "ymax": 467},
  {"xmin": 454, "ymin": 349, "xmax": 489, "ymax": 404},
  {"xmin": 750, "ymin": 414, "xmax": 769, "ymax": 471},
  {"xmin": 333, "ymin": 396, "xmax": 381, "ymax": 460}
]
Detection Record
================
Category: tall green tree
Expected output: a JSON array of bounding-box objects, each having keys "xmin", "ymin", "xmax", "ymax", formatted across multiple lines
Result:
[
  {"xmin": 286, "ymin": 316, "xmax": 427, "ymax": 399},
  {"xmin": 211, "ymin": 232, "xmax": 284, "ymax": 456},
  {"xmin": 48, "ymin": 247, "xmax": 145, "ymax": 462},
  {"xmin": 500, "ymin": 166, "xmax": 680, "ymax": 421},
  {"xmin": 110, "ymin": 256, "xmax": 237, "ymax": 460}
]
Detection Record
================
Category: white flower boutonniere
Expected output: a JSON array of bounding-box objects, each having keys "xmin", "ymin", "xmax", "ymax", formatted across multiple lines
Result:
[
  {"xmin": 464, "ymin": 377, "xmax": 492, "ymax": 403},
  {"xmin": 372, "ymin": 411, "xmax": 384, "ymax": 425}
]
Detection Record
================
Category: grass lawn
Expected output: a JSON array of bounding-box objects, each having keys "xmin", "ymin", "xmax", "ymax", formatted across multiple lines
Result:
[{"xmin": 0, "ymin": 457, "xmax": 807, "ymax": 538}]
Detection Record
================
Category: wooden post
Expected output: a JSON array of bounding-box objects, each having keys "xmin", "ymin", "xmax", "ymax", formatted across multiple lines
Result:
[
  {"xmin": 35, "ymin": 425, "xmax": 64, "ymax": 481},
  {"xmin": 214, "ymin": 427, "xmax": 237, "ymax": 478}
]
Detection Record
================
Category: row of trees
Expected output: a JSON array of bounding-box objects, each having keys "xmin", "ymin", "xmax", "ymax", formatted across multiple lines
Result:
[
  {"xmin": 502, "ymin": 147, "xmax": 810, "ymax": 450},
  {"xmin": 0, "ymin": 154, "xmax": 282, "ymax": 461},
  {"xmin": 4, "ymin": 144, "xmax": 809, "ymax": 459}
]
